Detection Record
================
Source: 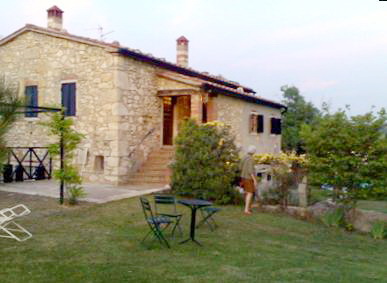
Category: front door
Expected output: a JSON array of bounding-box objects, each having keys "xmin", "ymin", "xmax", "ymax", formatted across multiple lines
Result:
[{"xmin": 163, "ymin": 97, "xmax": 174, "ymax": 145}]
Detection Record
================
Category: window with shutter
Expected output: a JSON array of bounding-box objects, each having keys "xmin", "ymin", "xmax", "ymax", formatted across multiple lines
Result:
[
  {"xmin": 249, "ymin": 114, "xmax": 256, "ymax": 133},
  {"xmin": 270, "ymin": 117, "xmax": 276, "ymax": 134},
  {"xmin": 277, "ymin": 118, "xmax": 282, "ymax": 135},
  {"xmin": 270, "ymin": 118, "xmax": 282, "ymax": 135},
  {"xmin": 25, "ymin": 86, "xmax": 38, "ymax": 117},
  {"xmin": 257, "ymin": 115, "xmax": 264, "ymax": 133},
  {"xmin": 61, "ymin": 83, "xmax": 76, "ymax": 116}
]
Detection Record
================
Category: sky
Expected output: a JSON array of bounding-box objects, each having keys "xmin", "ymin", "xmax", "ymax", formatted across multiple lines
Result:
[{"xmin": 1, "ymin": 0, "xmax": 386, "ymax": 115}]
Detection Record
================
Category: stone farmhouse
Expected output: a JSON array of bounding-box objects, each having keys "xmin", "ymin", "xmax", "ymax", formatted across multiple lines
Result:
[{"xmin": 0, "ymin": 6, "xmax": 285, "ymax": 185}]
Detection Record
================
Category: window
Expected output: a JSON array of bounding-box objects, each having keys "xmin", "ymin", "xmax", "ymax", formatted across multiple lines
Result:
[
  {"xmin": 249, "ymin": 113, "xmax": 264, "ymax": 133},
  {"xmin": 94, "ymin": 156, "xmax": 104, "ymax": 172},
  {"xmin": 270, "ymin": 118, "xmax": 282, "ymax": 135},
  {"xmin": 61, "ymin": 83, "xmax": 76, "ymax": 116},
  {"xmin": 257, "ymin": 115, "xmax": 264, "ymax": 133},
  {"xmin": 25, "ymin": 86, "xmax": 38, "ymax": 117}
]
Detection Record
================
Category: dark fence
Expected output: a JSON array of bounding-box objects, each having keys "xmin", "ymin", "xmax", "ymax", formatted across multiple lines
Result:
[{"xmin": 3, "ymin": 147, "xmax": 52, "ymax": 182}]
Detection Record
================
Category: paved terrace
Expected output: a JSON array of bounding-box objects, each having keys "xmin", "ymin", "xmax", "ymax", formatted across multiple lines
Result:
[{"xmin": 0, "ymin": 180, "xmax": 167, "ymax": 203}]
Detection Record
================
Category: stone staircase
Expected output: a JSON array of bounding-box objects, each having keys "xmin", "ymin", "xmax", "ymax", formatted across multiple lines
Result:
[{"xmin": 128, "ymin": 147, "xmax": 174, "ymax": 185}]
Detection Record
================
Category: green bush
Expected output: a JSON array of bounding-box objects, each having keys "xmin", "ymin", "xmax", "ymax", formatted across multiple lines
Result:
[
  {"xmin": 171, "ymin": 119, "xmax": 240, "ymax": 204},
  {"xmin": 321, "ymin": 208, "xmax": 345, "ymax": 228},
  {"xmin": 370, "ymin": 221, "xmax": 386, "ymax": 240}
]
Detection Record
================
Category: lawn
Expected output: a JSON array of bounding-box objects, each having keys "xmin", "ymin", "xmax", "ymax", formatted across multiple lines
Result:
[
  {"xmin": 0, "ymin": 191, "xmax": 386, "ymax": 283},
  {"xmin": 358, "ymin": 200, "xmax": 387, "ymax": 214}
]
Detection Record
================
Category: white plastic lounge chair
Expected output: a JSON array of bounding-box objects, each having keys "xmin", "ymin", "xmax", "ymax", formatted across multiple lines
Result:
[{"xmin": 0, "ymin": 204, "xmax": 32, "ymax": 242}]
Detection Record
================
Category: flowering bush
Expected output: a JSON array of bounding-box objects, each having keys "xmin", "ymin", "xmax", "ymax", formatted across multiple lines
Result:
[
  {"xmin": 171, "ymin": 119, "xmax": 240, "ymax": 204},
  {"xmin": 254, "ymin": 152, "xmax": 308, "ymax": 208}
]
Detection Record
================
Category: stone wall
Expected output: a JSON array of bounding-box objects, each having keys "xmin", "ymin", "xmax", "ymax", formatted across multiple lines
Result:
[
  {"xmin": 111, "ymin": 56, "xmax": 163, "ymax": 184},
  {"xmin": 0, "ymin": 31, "xmax": 121, "ymax": 184},
  {"xmin": 215, "ymin": 95, "xmax": 282, "ymax": 154}
]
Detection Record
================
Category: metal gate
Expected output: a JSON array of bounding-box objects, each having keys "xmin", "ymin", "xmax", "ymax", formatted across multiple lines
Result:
[{"xmin": 3, "ymin": 147, "xmax": 52, "ymax": 182}]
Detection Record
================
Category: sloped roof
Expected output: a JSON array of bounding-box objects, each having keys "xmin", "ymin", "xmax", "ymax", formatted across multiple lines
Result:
[{"xmin": 0, "ymin": 24, "xmax": 286, "ymax": 110}]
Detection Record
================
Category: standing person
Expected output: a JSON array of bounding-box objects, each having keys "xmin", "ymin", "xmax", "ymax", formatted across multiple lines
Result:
[{"xmin": 240, "ymin": 145, "xmax": 258, "ymax": 215}]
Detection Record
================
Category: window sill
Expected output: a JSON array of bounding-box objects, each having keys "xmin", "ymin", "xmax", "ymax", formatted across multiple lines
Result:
[{"xmin": 24, "ymin": 117, "xmax": 40, "ymax": 121}]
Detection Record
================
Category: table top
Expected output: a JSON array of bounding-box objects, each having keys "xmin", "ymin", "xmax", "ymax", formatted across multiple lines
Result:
[{"xmin": 178, "ymin": 199, "xmax": 212, "ymax": 207}]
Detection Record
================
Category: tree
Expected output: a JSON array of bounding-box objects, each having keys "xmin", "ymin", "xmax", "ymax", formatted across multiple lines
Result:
[
  {"xmin": 300, "ymin": 107, "xmax": 387, "ymax": 207},
  {"xmin": 0, "ymin": 80, "xmax": 22, "ymax": 170},
  {"xmin": 281, "ymin": 85, "xmax": 320, "ymax": 152},
  {"xmin": 171, "ymin": 119, "xmax": 240, "ymax": 204},
  {"xmin": 41, "ymin": 112, "xmax": 86, "ymax": 204}
]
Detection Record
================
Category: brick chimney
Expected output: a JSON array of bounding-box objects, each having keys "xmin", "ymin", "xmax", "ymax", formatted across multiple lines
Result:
[
  {"xmin": 176, "ymin": 36, "xmax": 189, "ymax": 67},
  {"xmin": 47, "ymin": 6, "xmax": 64, "ymax": 31}
]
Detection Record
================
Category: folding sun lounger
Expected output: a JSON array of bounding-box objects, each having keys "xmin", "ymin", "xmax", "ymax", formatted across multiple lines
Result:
[{"xmin": 0, "ymin": 204, "xmax": 32, "ymax": 242}]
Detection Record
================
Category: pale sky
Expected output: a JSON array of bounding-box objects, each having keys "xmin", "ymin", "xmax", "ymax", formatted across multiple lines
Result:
[{"xmin": 1, "ymin": 0, "xmax": 387, "ymax": 114}]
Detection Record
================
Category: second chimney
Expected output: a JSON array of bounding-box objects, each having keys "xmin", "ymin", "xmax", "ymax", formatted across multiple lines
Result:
[
  {"xmin": 47, "ymin": 6, "xmax": 64, "ymax": 31},
  {"xmin": 176, "ymin": 36, "xmax": 189, "ymax": 67}
]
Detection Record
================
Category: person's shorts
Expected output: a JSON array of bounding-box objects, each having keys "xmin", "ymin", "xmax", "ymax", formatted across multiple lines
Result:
[{"xmin": 241, "ymin": 178, "xmax": 255, "ymax": 193}]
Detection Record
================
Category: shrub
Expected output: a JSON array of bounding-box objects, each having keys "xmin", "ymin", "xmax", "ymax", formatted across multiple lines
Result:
[
  {"xmin": 67, "ymin": 185, "xmax": 87, "ymax": 205},
  {"xmin": 321, "ymin": 208, "xmax": 345, "ymax": 228},
  {"xmin": 255, "ymin": 152, "xmax": 307, "ymax": 208},
  {"xmin": 171, "ymin": 119, "xmax": 240, "ymax": 204},
  {"xmin": 370, "ymin": 222, "xmax": 386, "ymax": 240}
]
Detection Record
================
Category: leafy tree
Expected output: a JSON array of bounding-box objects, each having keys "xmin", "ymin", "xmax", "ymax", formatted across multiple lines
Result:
[
  {"xmin": 171, "ymin": 119, "xmax": 240, "ymax": 204},
  {"xmin": 281, "ymin": 85, "xmax": 320, "ymax": 152},
  {"xmin": 41, "ymin": 112, "xmax": 86, "ymax": 204},
  {"xmin": 300, "ymin": 107, "xmax": 387, "ymax": 207},
  {"xmin": 0, "ymin": 80, "xmax": 22, "ymax": 170}
]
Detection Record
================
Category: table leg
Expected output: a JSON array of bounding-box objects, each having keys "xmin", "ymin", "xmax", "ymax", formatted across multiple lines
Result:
[
  {"xmin": 180, "ymin": 206, "xmax": 202, "ymax": 246},
  {"xmin": 190, "ymin": 207, "xmax": 196, "ymax": 240}
]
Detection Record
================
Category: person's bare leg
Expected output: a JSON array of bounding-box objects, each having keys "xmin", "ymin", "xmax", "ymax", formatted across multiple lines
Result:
[{"xmin": 245, "ymin": 192, "xmax": 253, "ymax": 214}]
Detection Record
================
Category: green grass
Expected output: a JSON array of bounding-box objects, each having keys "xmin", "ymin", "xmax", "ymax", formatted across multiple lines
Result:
[
  {"xmin": 358, "ymin": 200, "xmax": 387, "ymax": 214},
  {"xmin": 0, "ymin": 191, "xmax": 386, "ymax": 283}
]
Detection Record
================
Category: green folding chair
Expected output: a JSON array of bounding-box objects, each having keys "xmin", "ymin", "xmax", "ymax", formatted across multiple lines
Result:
[
  {"xmin": 154, "ymin": 195, "xmax": 183, "ymax": 237},
  {"xmin": 196, "ymin": 206, "xmax": 221, "ymax": 231},
  {"xmin": 140, "ymin": 197, "xmax": 172, "ymax": 248}
]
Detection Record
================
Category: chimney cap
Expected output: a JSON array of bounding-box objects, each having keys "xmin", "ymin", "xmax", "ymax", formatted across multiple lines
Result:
[
  {"xmin": 177, "ymin": 36, "xmax": 189, "ymax": 43},
  {"xmin": 47, "ymin": 5, "xmax": 63, "ymax": 13}
]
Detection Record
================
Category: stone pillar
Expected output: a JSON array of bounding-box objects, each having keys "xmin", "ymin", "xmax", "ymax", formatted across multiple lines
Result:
[
  {"xmin": 298, "ymin": 176, "xmax": 308, "ymax": 208},
  {"xmin": 176, "ymin": 36, "xmax": 189, "ymax": 67},
  {"xmin": 190, "ymin": 94, "xmax": 202, "ymax": 122},
  {"xmin": 47, "ymin": 6, "xmax": 64, "ymax": 31}
]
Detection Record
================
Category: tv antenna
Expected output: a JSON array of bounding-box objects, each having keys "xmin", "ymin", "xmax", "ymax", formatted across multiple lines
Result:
[
  {"xmin": 85, "ymin": 25, "xmax": 114, "ymax": 41},
  {"xmin": 97, "ymin": 25, "xmax": 114, "ymax": 41}
]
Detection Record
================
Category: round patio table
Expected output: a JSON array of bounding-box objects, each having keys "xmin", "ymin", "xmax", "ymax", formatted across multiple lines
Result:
[{"xmin": 178, "ymin": 199, "xmax": 212, "ymax": 246}]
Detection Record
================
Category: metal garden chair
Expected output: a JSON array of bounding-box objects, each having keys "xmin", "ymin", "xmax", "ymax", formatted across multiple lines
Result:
[
  {"xmin": 191, "ymin": 190, "xmax": 221, "ymax": 231},
  {"xmin": 154, "ymin": 195, "xmax": 183, "ymax": 237},
  {"xmin": 196, "ymin": 206, "xmax": 221, "ymax": 231},
  {"xmin": 139, "ymin": 197, "xmax": 172, "ymax": 248},
  {"xmin": 0, "ymin": 204, "xmax": 32, "ymax": 242}
]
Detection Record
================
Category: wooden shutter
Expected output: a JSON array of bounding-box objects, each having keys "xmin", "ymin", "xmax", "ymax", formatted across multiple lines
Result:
[
  {"xmin": 61, "ymin": 83, "xmax": 76, "ymax": 116},
  {"xmin": 249, "ymin": 114, "xmax": 256, "ymax": 133},
  {"xmin": 257, "ymin": 115, "xmax": 264, "ymax": 133},
  {"xmin": 277, "ymin": 118, "xmax": 282, "ymax": 134},
  {"xmin": 270, "ymin": 118, "xmax": 282, "ymax": 135},
  {"xmin": 25, "ymin": 86, "xmax": 38, "ymax": 117},
  {"xmin": 270, "ymin": 118, "xmax": 276, "ymax": 134}
]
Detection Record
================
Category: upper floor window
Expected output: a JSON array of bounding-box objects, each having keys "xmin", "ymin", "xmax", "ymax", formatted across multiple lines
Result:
[
  {"xmin": 249, "ymin": 113, "xmax": 264, "ymax": 133},
  {"xmin": 270, "ymin": 118, "xmax": 282, "ymax": 135},
  {"xmin": 25, "ymin": 86, "xmax": 38, "ymax": 118},
  {"xmin": 61, "ymin": 83, "xmax": 76, "ymax": 116}
]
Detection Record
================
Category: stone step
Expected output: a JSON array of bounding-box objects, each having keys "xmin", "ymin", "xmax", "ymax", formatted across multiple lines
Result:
[
  {"xmin": 133, "ymin": 171, "xmax": 168, "ymax": 178},
  {"xmin": 138, "ymin": 167, "xmax": 169, "ymax": 173},
  {"xmin": 146, "ymin": 155, "xmax": 173, "ymax": 162},
  {"xmin": 129, "ymin": 176, "xmax": 168, "ymax": 183}
]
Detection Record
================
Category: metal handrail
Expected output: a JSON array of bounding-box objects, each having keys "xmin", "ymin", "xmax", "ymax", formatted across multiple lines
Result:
[{"xmin": 128, "ymin": 128, "xmax": 156, "ymax": 158}]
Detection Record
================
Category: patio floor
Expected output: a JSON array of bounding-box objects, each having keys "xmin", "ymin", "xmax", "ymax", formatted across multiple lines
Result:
[{"xmin": 0, "ymin": 180, "xmax": 167, "ymax": 203}]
